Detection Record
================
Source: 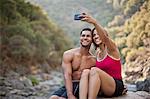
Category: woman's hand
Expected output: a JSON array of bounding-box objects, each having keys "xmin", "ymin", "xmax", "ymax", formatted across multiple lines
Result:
[{"xmin": 80, "ymin": 13, "xmax": 97, "ymax": 25}]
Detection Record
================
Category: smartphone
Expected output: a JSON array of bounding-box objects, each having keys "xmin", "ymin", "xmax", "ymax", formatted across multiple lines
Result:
[{"xmin": 74, "ymin": 14, "xmax": 84, "ymax": 20}]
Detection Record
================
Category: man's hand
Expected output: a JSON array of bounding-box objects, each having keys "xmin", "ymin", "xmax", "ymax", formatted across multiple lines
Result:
[
  {"xmin": 68, "ymin": 94, "xmax": 76, "ymax": 99},
  {"xmin": 72, "ymin": 71, "xmax": 82, "ymax": 80}
]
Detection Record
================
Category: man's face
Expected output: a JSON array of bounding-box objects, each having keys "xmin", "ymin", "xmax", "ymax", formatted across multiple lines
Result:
[{"xmin": 80, "ymin": 30, "xmax": 92, "ymax": 47}]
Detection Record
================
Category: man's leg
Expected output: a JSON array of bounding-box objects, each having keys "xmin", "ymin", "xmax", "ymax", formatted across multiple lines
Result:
[
  {"xmin": 49, "ymin": 95, "xmax": 59, "ymax": 99},
  {"xmin": 79, "ymin": 69, "xmax": 90, "ymax": 99},
  {"xmin": 50, "ymin": 95, "xmax": 66, "ymax": 99},
  {"xmin": 49, "ymin": 86, "xmax": 67, "ymax": 99}
]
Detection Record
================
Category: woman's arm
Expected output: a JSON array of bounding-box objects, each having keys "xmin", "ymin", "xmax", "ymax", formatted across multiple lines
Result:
[{"xmin": 81, "ymin": 14, "xmax": 117, "ymax": 52}]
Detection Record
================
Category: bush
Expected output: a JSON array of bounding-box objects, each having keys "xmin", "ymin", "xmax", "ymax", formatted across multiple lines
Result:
[
  {"xmin": 0, "ymin": 0, "xmax": 73, "ymax": 74},
  {"xmin": 28, "ymin": 76, "xmax": 39, "ymax": 86},
  {"xmin": 8, "ymin": 35, "xmax": 34, "ymax": 62}
]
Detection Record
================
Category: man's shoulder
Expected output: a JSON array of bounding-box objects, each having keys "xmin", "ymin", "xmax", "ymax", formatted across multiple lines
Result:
[
  {"xmin": 63, "ymin": 48, "xmax": 79, "ymax": 59},
  {"xmin": 64, "ymin": 48, "xmax": 79, "ymax": 55}
]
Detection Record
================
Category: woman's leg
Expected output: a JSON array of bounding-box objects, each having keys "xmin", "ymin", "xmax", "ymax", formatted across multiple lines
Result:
[
  {"xmin": 88, "ymin": 68, "xmax": 101, "ymax": 99},
  {"xmin": 79, "ymin": 69, "xmax": 90, "ymax": 99},
  {"xmin": 88, "ymin": 67, "xmax": 116, "ymax": 99}
]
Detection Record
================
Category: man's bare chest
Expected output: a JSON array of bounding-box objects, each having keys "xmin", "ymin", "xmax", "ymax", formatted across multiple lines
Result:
[{"xmin": 71, "ymin": 56, "xmax": 94, "ymax": 71}]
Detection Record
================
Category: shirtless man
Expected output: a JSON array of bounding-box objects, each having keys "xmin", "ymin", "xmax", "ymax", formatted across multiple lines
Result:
[{"xmin": 50, "ymin": 28, "xmax": 96, "ymax": 99}]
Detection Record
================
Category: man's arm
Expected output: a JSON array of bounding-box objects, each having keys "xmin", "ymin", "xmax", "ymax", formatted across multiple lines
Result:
[{"xmin": 62, "ymin": 51, "xmax": 76, "ymax": 99}]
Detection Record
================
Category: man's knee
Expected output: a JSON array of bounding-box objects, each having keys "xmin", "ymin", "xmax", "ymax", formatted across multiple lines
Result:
[
  {"xmin": 49, "ymin": 95, "xmax": 59, "ymax": 99},
  {"xmin": 81, "ymin": 69, "xmax": 90, "ymax": 78}
]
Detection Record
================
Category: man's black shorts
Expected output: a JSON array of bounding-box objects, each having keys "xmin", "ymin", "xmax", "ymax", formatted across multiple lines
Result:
[{"xmin": 52, "ymin": 81, "xmax": 79, "ymax": 98}]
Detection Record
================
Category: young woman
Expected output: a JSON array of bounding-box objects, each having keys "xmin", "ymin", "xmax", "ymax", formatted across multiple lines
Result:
[{"xmin": 79, "ymin": 14, "xmax": 126, "ymax": 99}]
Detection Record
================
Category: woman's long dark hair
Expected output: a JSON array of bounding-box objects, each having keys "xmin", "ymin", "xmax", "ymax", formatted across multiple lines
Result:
[{"xmin": 92, "ymin": 28, "xmax": 99, "ymax": 50}]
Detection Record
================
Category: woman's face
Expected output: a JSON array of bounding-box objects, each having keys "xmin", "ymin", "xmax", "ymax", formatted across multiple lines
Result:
[{"xmin": 93, "ymin": 30, "xmax": 102, "ymax": 45}]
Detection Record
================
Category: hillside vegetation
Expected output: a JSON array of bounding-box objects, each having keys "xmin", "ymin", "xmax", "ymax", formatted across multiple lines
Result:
[
  {"xmin": 0, "ymin": 0, "xmax": 73, "ymax": 75},
  {"xmin": 107, "ymin": 0, "xmax": 150, "ymax": 83},
  {"xmin": 28, "ymin": 0, "xmax": 120, "ymax": 45}
]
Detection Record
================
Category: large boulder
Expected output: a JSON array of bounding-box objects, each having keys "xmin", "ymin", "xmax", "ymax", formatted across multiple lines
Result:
[{"xmin": 99, "ymin": 91, "xmax": 150, "ymax": 99}]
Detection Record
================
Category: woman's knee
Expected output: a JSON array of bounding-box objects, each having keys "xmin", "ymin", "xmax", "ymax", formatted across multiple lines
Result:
[
  {"xmin": 81, "ymin": 69, "xmax": 90, "ymax": 78},
  {"xmin": 49, "ymin": 95, "xmax": 59, "ymax": 99},
  {"xmin": 90, "ymin": 67, "xmax": 100, "ymax": 75}
]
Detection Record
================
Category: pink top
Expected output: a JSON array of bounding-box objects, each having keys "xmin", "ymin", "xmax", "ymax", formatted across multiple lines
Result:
[{"xmin": 96, "ymin": 51, "xmax": 122, "ymax": 80}]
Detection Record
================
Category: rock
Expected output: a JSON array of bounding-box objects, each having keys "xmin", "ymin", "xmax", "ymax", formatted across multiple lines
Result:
[
  {"xmin": 9, "ymin": 89, "xmax": 21, "ymax": 94},
  {"xmin": 0, "ymin": 91, "xmax": 6, "ymax": 97},
  {"xmin": 41, "ymin": 73, "xmax": 52, "ymax": 81},
  {"xmin": 136, "ymin": 78, "xmax": 150, "ymax": 92},
  {"xmin": 9, "ymin": 79, "xmax": 25, "ymax": 89},
  {"xmin": 5, "ymin": 71, "xmax": 20, "ymax": 78},
  {"xmin": 0, "ymin": 86, "xmax": 11, "ymax": 96},
  {"xmin": 99, "ymin": 91, "xmax": 150, "ymax": 99},
  {"xmin": 0, "ymin": 77, "xmax": 5, "ymax": 86},
  {"xmin": 126, "ymin": 84, "xmax": 137, "ymax": 92},
  {"xmin": 4, "ymin": 79, "xmax": 12, "ymax": 87},
  {"xmin": 28, "ymin": 96, "xmax": 47, "ymax": 99},
  {"xmin": 20, "ymin": 76, "xmax": 33, "ymax": 87},
  {"xmin": 5, "ymin": 95, "xmax": 26, "ymax": 99},
  {"xmin": 1, "ymin": 70, "xmax": 150, "ymax": 99},
  {"xmin": 135, "ymin": 91, "xmax": 150, "ymax": 99}
]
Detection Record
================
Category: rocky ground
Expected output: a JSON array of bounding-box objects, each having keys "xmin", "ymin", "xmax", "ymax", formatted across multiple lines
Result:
[
  {"xmin": 0, "ymin": 70, "xmax": 150, "ymax": 99},
  {"xmin": 0, "ymin": 70, "xmax": 63, "ymax": 99}
]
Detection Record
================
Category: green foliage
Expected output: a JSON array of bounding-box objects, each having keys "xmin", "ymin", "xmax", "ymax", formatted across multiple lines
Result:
[
  {"xmin": 34, "ymin": 32, "xmax": 50, "ymax": 62},
  {"xmin": 0, "ymin": 0, "xmax": 73, "ymax": 72},
  {"xmin": 8, "ymin": 35, "xmax": 33, "ymax": 62},
  {"xmin": 108, "ymin": 15, "xmax": 125, "ymax": 27},
  {"xmin": 115, "ymin": 37, "xmax": 126, "ymax": 49},
  {"xmin": 121, "ymin": 48, "xmax": 130, "ymax": 57},
  {"xmin": 109, "ymin": 0, "xmax": 150, "ymax": 65},
  {"xmin": 126, "ymin": 48, "xmax": 138, "ymax": 62},
  {"xmin": 0, "ymin": 0, "xmax": 21, "ymax": 25},
  {"xmin": 2, "ymin": 21, "xmax": 36, "ymax": 43},
  {"xmin": 123, "ymin": 0, "xmax": 145, "ymax": 16},
  {"xmin": 28, "ymin": 76, "xmax": 39, "ymax": 86}
]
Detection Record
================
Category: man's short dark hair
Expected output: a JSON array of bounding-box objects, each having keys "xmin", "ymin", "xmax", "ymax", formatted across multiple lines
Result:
[{"xmin": 80, "ymin": 28, "xmax": 92, "ymax": 35}]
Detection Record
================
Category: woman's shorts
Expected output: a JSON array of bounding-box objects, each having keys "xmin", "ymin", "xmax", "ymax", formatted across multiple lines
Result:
[
  {"xmin": 98, "ymin": 79, "xmax": 124, "ymax": 97},
  {"xmin": 113, "ymin": 79, "xmax": 124, "ymax": 96}
]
